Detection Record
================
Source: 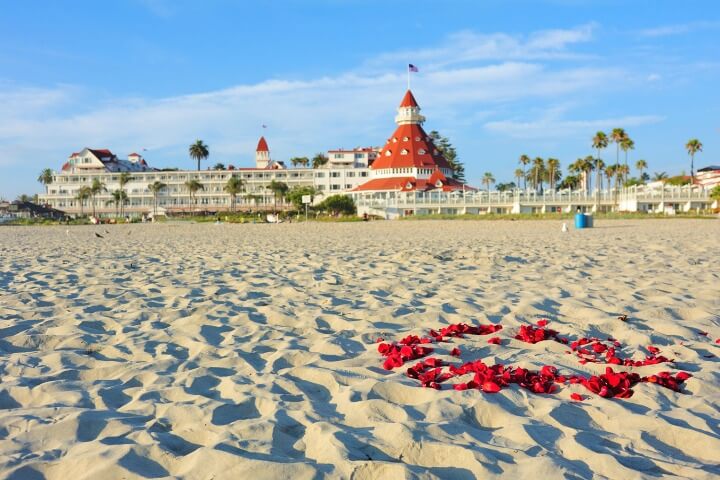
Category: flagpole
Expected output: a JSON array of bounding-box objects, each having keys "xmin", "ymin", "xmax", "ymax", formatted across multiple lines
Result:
[{"xmin": 407, "ymin": 65, "xmax": 410, "ymax": 90}]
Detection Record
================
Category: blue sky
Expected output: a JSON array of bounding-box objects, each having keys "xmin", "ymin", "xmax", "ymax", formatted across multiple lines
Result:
[{"xmin": 1, "ymin": 0, "xmax": 719, "ymax": 197}]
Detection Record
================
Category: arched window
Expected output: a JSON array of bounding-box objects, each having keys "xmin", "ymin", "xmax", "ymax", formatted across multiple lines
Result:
[
  {"xmin": 415, "ymin": 136, "xmax": 421, "ymax": 141},
  {"xmin": 403, "ymin": 136, "xmax": 409, "ymax": 141},
  {"xmin": 400, "ymin": 149, "xmax": 408, "ymax": 155},
  {"xmin": 418, "ymin": 149, "xmax": 426, "ymax": 155},
  {"xmin": 385, "ymin": 150, "xmax": 392, "ymax": 156},
  {"xmin": 392, "ymin": 137, "xmax": 397, "ymax": 143}
]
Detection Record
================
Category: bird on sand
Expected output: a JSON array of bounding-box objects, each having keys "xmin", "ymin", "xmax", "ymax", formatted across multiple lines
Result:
[{"xmin": 94, "ymin": 232, "xmax": 104, "ymax": 239}]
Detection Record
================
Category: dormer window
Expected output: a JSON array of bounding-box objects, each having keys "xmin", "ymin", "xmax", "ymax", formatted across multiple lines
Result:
[
  {"xmin": 403, "ymin": 136, "xmax": 409, "ymax": 141},
  {"xmin": 435, "ymin": 180, "xmax": 443, "ymax": 188},
  {"xmin": 406, "ymin": 182, "xmax": 413, "ymax": 189},
  {"xmin": 415, "ymin": 136, "xmax": 421, "ymax": 141},
  {"xmin": 400, "ymin": 149, "xmax": 408, "ymax": 155},
  {"xmin": 385, "ymin": 150, "xmax": 392, "ymax": 156},
  {"xmin": 392, "ymin": 138, "xmax": 397, "ymax": 143},
  {"xmin": 418, "ymin": 149, "xmax": 426, "ymax": 155}
]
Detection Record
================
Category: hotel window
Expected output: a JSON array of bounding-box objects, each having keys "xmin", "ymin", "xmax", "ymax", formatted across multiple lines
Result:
[
  {"xmin": 403, "ymin": 136, "xmax": 409, "ymax": 141},
  {"xmin": 392, "ymin": 138, "xmax": 397, "ymax": 143},
  {"xmin": 418, "ymin": 149, "xmax": 426, "ymax": 155},
  {"xmin": 331, "ymin": 172, "xmax": 340, "ymax": 177},
  {"xmin": 400, "ymin": 149, "xmax": 408, "ymax": 155},
  {"xmin": 347, "ymin": 172, "xmax": 355, "ymax": 177},
  {"xmin": 331, "ymin": 184, "xmax": 341, "ymax": 190},
  {"xmin": 360, "ymin": 172, "xmax": 368, "ymax": 177},
  {"xmin": 385, "ymin": 150, "xmax": 391, "ymax": 156},
  {"xmin": 415, "ymin": 136, "xmax": 421, "ymax": 141},
  {"xmin": 345, "ymin": 184, "xmax": 352, "ymax": 189},
  {"xmin": 316, "ymin": 172, "xmax": 325, "ymax": 178}
]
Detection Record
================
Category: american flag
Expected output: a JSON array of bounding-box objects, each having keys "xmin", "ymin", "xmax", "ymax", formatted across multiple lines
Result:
[
  {"xmin": 408, "ymin": 64, "xmax": 419, "ymax": 72},
  {"xmin": 262, "ymin": 124, "xmax": 267, "ymax": 129}
]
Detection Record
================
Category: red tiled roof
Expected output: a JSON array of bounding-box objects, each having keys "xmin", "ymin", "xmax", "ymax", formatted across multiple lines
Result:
[
  {"xmin": 399, "ymin": 90, "xmax": 419, "ymax": 108},
  {"xmin": 256, "ymin": 136, "xmax": 269, "ymax": 152},
  {"xmin": 128, "ymin": 152, "xmax": 141, "ymax": 157},
  {"xmin": 61, "ymin": 162, "xmax": 71, "ymax": 171},
  {"xmin": 353, "ymin": 174, "xmax": 471, "ymax": 193},
  {"xmin": 370, "ymin": 123, "xmax": 451, "ymax": 170},
  {"xmin": 89, "ymin": 148, "xmax": 114, "ymax": 158}
]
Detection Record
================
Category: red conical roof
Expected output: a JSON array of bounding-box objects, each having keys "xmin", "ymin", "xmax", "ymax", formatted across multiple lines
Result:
[
  {"xmin": 370, "ymin": 123, "xmax": 451, "ymax": 170},
  {"xmin": 256, "ymin": 136, "xmax": 269, "ymax": 152},
  {"xmin": 399, "ymin": 90, "xmax": 419, "ymax": 108}
]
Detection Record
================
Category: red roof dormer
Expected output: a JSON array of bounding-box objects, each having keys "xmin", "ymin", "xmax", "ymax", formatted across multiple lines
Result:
[{"xmin": 256, "ymin": 136, "xmax": 269, "ymax": 152}]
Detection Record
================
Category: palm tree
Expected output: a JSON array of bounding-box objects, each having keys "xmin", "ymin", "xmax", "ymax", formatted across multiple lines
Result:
[
  {"xmin": 652, "ymin": 171, "xmax": 668, "ymax": 182},
  {"xmin": 635, "ymin": 159, "xmax": 648, "ymax": 183},
  {"xmin": 616, "ymin": 164, "xmax": 630, "ymax": 188},
  {"xmin": 546, "ymin": 158, "xmax": 560, "ymax": 191},
  {"xmin": 189, "ymin": 140, "xmax": 209, "ymax": 171},
  {"xmin": 514, "ymin": 168, "xmax": 524, "ymax": 189},
  {"xmin": 620, "ymin": 137, "xmax": 634, "ymax": 181},
  {"xmin": 108, "ymin": 190, "xmax": 128, "ymax": 217},
  {"xmin": 90, "ymin": 178, "xmax": 106, "ymax": 217},
  {"xmin": 609, "ymin": 128, "xmax": 627, "ymax": 170},
  {"xmin": 531, "ymin": 157, "xmax": 545, "ymax": 192},
  {"xmin": 685, "ymin": 138, "xmax": 703, "ymax": 183},
  {"xmin": 568, "ymin": 159, "xmax": 583, "ymax": 190},
  {"xmin": 118, "ymin": 172, "xmax": 131, "ymax": 217},
  {"xmin": 184, "ymin": 179, "xmax": 204, "ymax": 209},
  {"xmin": 592, "ymin": 131, "xmax": 608, "ymax": 168},
  {"xmin": 37, "ymin": 168, "xmax": 53, "ymax": 190},
  {"xmin": 268, "ymin": 180, "xmax": 289, "ymax": 213},
  {"xmin": 246, "ymin": 193, "xmax": 264, "ymax": 211},
  {"xmin": 75, "ymin": 186, "xmax": 92, "ymax": 216},
  {"xmin": 519, "ymin": 154, "xmax": 530, "ymax": 189},
  {"xmin": 311, "ymin": 153, "xmax": 329, "ymax": 169},
  {"xmin": 148, "ymin": 181, "xmax": 167, "ymax": 218},
  {"xmin": 224, "ymin": 176, "xmax": 245, "ymax": 212},
  {"xmin": 605, "ymin": 165, "xmax": 617, "ymax": 191},
  {"xmin": 594, "ymin": 158, "xmax": 606, "ymax": 190},
  {"xmin": 213, "ymin": 163, "xmax": 225, "ymax": 170},
  {"xmin": 482, "ymin": 172, "xmax": 495, "ymax": 193}
]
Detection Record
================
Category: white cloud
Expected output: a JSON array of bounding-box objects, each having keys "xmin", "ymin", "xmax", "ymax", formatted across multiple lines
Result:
[
  {"xmin": 484, "ymin": 112, "xmax": 665, "ymax": 139},
  {"xmin": 638, "ymin": 21, "xmax": 720, "ymax": 37}
]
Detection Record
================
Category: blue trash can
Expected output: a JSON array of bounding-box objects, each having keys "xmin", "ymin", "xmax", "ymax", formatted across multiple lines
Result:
[
  {"xmin": 585, "ymin": 214, "xmax": 593, "ymax": 228},
  {"xmin": 574, "ymin": 212, "xmax": 587, "ymax": 229}
]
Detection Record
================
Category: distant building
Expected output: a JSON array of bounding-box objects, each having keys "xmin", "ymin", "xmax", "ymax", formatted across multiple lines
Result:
[
  {"xmin": 326, "ymin": 147, "xmax": 379, "ymax": 169},
  {"xmin": 0, "ymin": 201, "xmax": 65, "ymax": 220},
  {"xmin": 696, "ymin": 165, "xmax": 720, "ymax": 189},
  {"xmin": 353, "ymin": 90, "xmax": 470, "ymax": 194},
  {"xmin": 62, "ymin": 148, "xmax": 153, "ymax": 174},
  {"xmin": 38, "ymin": 139, "xmax": 370, "ymax": 216}
]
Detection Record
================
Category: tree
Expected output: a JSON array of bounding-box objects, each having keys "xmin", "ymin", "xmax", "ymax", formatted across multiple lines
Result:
[
  {"xmin": 317, "ymin": 194, "xmax": 356, "ymax": 216},
  {"xmin": 245, "ymin": 193, "xmax": 264, "ymax": 210},
  {"xmin": 429, "ymin": 131, "xmax": 465, "ymax": 183},
  {"xmin": 496, "ymin": 182, "xmax": 516, "ymax": 192},
  {"xmin": 16, "ymin": 194, "xmax": 32, "ymax": 202},
  {"xmin": 268, "ymin": 180, "xmax": 289, "ymax": 213},
  {"xmin": 581, "ymin": 155, "xmax": 595, "ymax": 191},
  {"xmin": 616, "ymin": 164, "xmax": 630, "ymax": 187},
  {"xmin": 710, "ymin": 185, "xmax": 720, "ymax": 202},
  {"xmin": 635, "ymin": 159, "xmax": 648, "ymax": 183},
  {"xmin": 118, "ymin": 172, "xmax": 131, "ymax": 217},
  {"xmin": 685, "ymin": 138, "xmax": 703, "ymax": 183},
  {"xmin": 652, "ymin": 171, "xmax": 668, "ymax": 182},
  {"xmin": 290, "ymin": 157, "xmax": 310, "ymax": 168},
  {"xmin": 558, "ymin": 175, "xmax": 581, "ymax": 190},
  {"xmin": 213, "ymin": 163, "xmax": 225, "ymax": 170},
  {"xmin": 594, "ymin": 158, "xmax": 606, "ymax": 190},
  {"xmin": 518, "ymin": 154, "xmax": 530, "ymax": 189},
  {"xmin": 107, "ymin": 189, "xmax": 128, "ymax": 217},
  {"xmin": 75, "ymin": 186, "xmax": 92, "ymax": 216},
  {"xmin": 189, "ymin": 140, "xmax": 209, "ymax": 171},
  {"xmin": 546, "ymin": 158, "xmax": 560, "ymax": 190},
  {"xmin": 620, "ymin": 137, "xmax": 634, "ymax": 182},
  {"xmin": 286, "ymin": 185, "xmax": 317, "ymax": 209},
  {"xmin": 37, "ymin": 168, "xmax": 53, "ymax": 190},
  {"xmin": 311, "ymin": 153, "xmax": 329, "ymax": 169},
  {"xmin": 482, "ymin": 172, "xmax": 495, "ymax": 192},
  {"xmin": 610, "ymin": 128, "xmax": 627, "ymax": 170},
  {"xmin": 605, "ymin": 165, "xmax": 617, "ymax": 191},
  {"xmin": 514, "ymin": 168, "xmax": 524, "ymax": 188},
  {"xmin": 148, "ymin": 181, "xmax": 167, "ymax": 218},
  {"xmin": 184, "ymin": 179, "xmax": 204, "ymax": 208},
  {"xmin": 90, "ymin": 178, "xmax": 106, "ymax": 217},
  {"xmin": 224, "ymin": 176, "xmax": 245, "ymax": 212},
  {"xmin": 530, "ymin": 157, "xmax": 545, "ymax": 192}
]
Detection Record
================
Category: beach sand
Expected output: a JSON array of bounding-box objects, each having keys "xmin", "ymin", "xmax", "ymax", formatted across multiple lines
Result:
[{"xmin": 0, "ymin": 219, "xmax": 718, "ymax": 479}]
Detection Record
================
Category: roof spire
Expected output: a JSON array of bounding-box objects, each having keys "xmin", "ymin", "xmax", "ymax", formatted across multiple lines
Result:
[{"xmin": 395, "ymin": 90, "xmax": 425, "ymax": 125}]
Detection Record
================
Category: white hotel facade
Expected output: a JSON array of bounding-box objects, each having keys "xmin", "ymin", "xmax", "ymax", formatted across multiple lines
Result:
[{"xmin": 38, "ymin": 139, "xmax": 377, "ymax": 216}]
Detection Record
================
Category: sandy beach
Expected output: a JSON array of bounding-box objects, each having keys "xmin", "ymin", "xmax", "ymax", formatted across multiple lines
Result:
[{"xmin": 0, "ymin": 219, "xmax": 718, "ymax": 479}]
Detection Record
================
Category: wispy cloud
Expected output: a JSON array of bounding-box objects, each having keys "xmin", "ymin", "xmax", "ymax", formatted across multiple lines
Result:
[
  {"xmin": 638, "ymin": 20, "xmax": 720, "ymax": 37},
  {"xmin": 484, "ymin": 111, "xmax": 665, "ymax": 139},
  {"xmin": 367, "ymin": 23, "xmax": 597, "ymax": 70}
]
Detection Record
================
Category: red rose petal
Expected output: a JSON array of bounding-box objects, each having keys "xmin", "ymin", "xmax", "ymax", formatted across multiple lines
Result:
[
  {"xmin": 570, "ymin": 393, "xmax": 584, "ymax": 401},
  {"xmin": 482, "ymin": 381, "xmax": 501, "ymax": 393}
]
